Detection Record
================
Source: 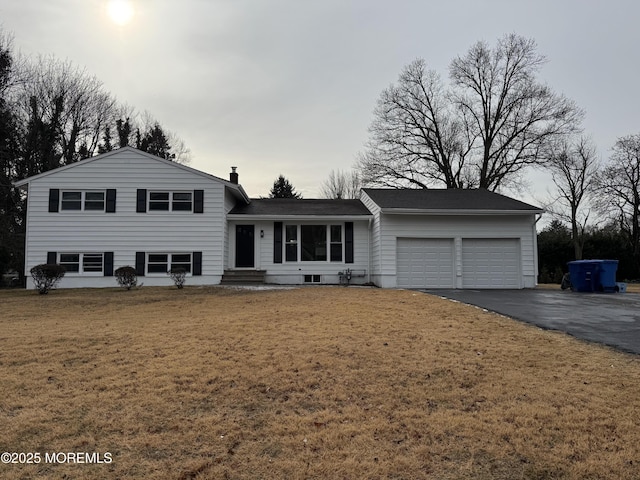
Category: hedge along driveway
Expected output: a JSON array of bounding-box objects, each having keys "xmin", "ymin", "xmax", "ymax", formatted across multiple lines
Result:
[{"xmin": 423, "ymin": 289, "xmax": 640, "ymax": 355}]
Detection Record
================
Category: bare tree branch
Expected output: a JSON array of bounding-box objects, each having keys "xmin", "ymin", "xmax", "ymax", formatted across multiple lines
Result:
[
  {"xmin": 545, "ymin": 136, "xmax": 600, "ymax": 259},
  {"xmin": 359, "ymin": 34, "xmax": 583, "ymax": 191}
]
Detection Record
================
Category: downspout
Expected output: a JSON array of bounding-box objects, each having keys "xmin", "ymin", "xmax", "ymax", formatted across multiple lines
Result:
[
  {"xmin": 533, "ymin": 213, "xmax": 543, "ymax": 287},
  {"xmin": 367, "ymin": 217, "xmax": 372, "ymax": 283}
]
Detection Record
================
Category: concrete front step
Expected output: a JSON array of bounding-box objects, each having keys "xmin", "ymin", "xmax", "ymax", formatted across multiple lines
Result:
[{"xmin": 221, "ymin": 270, "xmax": 266, "ymax": 284}]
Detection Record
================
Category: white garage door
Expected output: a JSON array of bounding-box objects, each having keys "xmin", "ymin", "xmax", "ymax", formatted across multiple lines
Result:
[
  {"xmin": 397, "ymin": 238, "xmax": 455, "ymax": 288},
  {"xmin": 462, "ymin": 238, "xmax": 520, "ymax": 289}
]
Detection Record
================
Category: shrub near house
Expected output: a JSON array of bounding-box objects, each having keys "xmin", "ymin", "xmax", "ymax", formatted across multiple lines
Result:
[{"xmin": 30, "ymin": 264, "xmax": 65, "ymax": 294}]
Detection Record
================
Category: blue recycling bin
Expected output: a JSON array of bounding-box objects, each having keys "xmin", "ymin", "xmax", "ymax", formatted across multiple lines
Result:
[
  {"xmin": 567, "ymin": 260, "xmax": 599, "ymax": 292},
  {"xmin": 567, "ymin": 260, "xmax": 618, "ymax": 292},
  {"xmin": 597, "ymin": 260, "xmax": 619, "ymax": 292}
]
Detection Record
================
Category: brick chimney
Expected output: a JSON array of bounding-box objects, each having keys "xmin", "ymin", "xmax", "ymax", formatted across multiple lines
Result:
[{"xmin": 230, "ymin": 166, "xmax": 238, "ymax": 184}]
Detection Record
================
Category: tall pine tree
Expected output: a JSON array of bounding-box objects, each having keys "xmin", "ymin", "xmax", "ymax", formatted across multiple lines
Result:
[{"xmin": 269, "ymin": 175, "xmax": 302, "ymax": 199}]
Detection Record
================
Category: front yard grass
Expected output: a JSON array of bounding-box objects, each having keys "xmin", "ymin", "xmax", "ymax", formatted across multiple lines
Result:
[{"xmin": 1, "ymin": 286, "xmax": 639, "ymax": 479}]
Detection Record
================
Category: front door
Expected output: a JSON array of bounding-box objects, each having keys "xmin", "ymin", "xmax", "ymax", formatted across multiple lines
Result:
[{"xmin": 235, "ymin": 225, "xmax": 255, "ymax": 268}]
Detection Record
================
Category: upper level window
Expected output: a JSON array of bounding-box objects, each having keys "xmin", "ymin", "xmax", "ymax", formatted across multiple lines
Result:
[
  {"xmin": 61, "ymin": 192, "xmax": 81, "ymax": 210},
  {"xmin": 149, "ymin": 192, "xmax": 192, "ymax": 212},
  {"xmin": 172, "ymin": 193, "xmax": 193, "ymax": 211},
  {"xmin": 60, "ymin": 191, "xmax": 105, "ymax": 211}
]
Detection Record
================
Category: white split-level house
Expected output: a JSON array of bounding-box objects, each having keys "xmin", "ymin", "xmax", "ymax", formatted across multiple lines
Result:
[{"xmin": 14, "ymin": 147, "xmax": 544, "ymax": 289}]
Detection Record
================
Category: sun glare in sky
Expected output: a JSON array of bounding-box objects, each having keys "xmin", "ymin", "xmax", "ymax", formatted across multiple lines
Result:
[{"xmin": 107, "ymin": 0, "xmax": 135, "ymax": 26}]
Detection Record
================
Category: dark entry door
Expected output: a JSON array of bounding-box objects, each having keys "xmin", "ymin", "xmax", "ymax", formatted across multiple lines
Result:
[{"xmin": 235, "ymin": 225, "xmax": 255, "ymax": 268}]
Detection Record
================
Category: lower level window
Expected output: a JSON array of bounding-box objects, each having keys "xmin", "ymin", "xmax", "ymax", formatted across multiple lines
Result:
[
  {"xmin": 304, "ymin": 274, "xmax": 321, "ymax": 283},
  {"xmin": 59, "ymin": 253, "xmax": 103, "ymax": 274},
  {"xmin": 147, "ymin": 253, "xmax": 192, "ymax": 274}
]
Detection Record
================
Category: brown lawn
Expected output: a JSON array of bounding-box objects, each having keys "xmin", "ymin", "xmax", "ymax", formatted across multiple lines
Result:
[{"xmin": 0, "ymin": 286, "xmax": 639, "ymax": 479}]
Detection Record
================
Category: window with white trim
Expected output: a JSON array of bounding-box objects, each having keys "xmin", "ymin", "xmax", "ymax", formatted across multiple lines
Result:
[
  {"xmin": 285, "ymin": 225, "xmax": 298, "ymax": 262},
  {"xmin": 60, "ymin": 191, "xmax": 105, "ymax": 211},
  {"xmin": 283, "ymin": 224, "xmax": 345, "ymax": 262},
  {"xmin": 58, "ymin": 253, "xmax": 104, "ymax": 274},
  {"xmin": 148, "ymin": 192, "xmax": 193, "ymax": 212},
  {"xmin": 330, "ymin": 225, "xmax": 343, "ymax": 262},
  {"xmin": 147, "ymin": 253, "xmax": 192, "ymax": 274}
]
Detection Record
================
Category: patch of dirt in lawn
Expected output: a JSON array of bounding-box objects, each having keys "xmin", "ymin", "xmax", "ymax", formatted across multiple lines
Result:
[{"xmin": 1, "ymin": 286, "xmax": 639, "ymax": 479}]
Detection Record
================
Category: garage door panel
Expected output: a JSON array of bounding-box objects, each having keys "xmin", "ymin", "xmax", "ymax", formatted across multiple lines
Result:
[
  {"xmin": 397, "ymin": 238, "xmax": 454, "ymax": 288},
  {"xmin": 462, "ymin": 239, "xmax": 520, "ymax": 289}
]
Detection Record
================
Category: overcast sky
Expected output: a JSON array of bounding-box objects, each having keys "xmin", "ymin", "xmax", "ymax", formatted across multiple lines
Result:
[{"xmin": 2, "ymin": 0, "xmax": 639, "ymax": 200}]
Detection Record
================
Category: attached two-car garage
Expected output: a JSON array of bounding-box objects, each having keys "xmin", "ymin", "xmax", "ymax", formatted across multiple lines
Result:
[{"xmin": 396, "ymin": 237, "xmax": 521, "ymax": 289}]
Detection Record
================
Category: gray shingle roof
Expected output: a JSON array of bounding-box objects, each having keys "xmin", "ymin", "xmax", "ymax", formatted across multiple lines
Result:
[
  {"xmin": 362, "ymin": 188, "xmax": 542, "ymax": 212},
  {"xmin": 229, "ymin": 198, "xmax": 373, "ymax": 216}
]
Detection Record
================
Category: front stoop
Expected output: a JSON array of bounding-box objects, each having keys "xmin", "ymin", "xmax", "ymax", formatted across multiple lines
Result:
[{"xmin": 221, "ymin": 269, "xmax": 266, "ymax": 285}]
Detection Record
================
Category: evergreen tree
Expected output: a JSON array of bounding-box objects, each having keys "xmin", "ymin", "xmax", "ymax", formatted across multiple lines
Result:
[
  {"xmin": 0, "ymin": 32, "xmax": 24, "ymax": 278},
  {"xmin": 269, "ymin": 175, "xmax": 302, "ymax": 199},
  {"xmin": 116, "ymin": 117, "xmax": 131, "ymax": 148},
  {"xmin": 138, "ymin": 123, "xmax": 173, "ymax": 160},
  {"xmin": 98, "ymin": 125, "xmax": 113, "ymax": 153}
]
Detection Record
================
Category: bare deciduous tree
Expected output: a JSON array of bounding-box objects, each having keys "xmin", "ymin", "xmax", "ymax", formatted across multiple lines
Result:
[
  {"xmin": 320, "ymin": 169, "xmax": 361, "ymax": 199},
  {"xmin": 598, "ymin": 134, "xmax": 640, "ymax": 270},
  {"xmin": 545, "ymin": 137, "xmax": 600, "ymax": 259},
  {"xmin": 359, "ymin": 34, "xmax": 583, "ymax": 191},
  {"xmin": 16, "ymin": 56, "xmax": 117, "ymax": 165}
]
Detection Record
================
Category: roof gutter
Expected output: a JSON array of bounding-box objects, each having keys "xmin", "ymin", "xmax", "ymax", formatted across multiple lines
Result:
[
  {"xmin": 226, "ymin": 214, "xmax": 373, "ymax": 221},
  {"xmin": 379, "ymin": 208, "xmax": 544, "ymax": 215}
]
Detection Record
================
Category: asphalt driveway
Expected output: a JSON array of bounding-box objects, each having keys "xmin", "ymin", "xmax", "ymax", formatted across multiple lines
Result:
[{"xmin": 422, "ymin": 288, "xmax": 640, "ymax": 355}]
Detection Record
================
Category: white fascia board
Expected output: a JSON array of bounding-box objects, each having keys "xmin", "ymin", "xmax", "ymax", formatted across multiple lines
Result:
[
  {"xmin": 226, "ymin": 214, "xmax": 373, "ymax": 222},
  {"xmin": 379, "ymin": 208, "xmax": 544, "ymax": 215}
]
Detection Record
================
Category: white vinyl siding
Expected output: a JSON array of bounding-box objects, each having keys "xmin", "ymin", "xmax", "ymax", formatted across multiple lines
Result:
[
  {"xmin": 397, "ymin": 238, "xmax": 455, "ymax": 288},
  {"xmin": 461, "ymin": 238, "xmax": 520, "ymax": 289},
  {"xmin": 22, "ymin": 149, "xmax": 230, "ymax": 288}
]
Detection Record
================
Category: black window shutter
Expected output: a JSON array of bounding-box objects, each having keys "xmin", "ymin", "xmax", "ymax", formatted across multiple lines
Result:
[
  {"xmin": 106, "ymin": 189, "xmax": 117, "ymax": 213},
  {"xmin": 104, "ymin": 252, "xmax": 114, "ymax": 276},
  {"xmin": 345, "ymin": 222, "xmax": 354, "ymax": 264},
  {"xmin": 135, "ymin": 252, "xmax": 146, "ymax": 276},
  {"xmin": 194, "ymin": 190, "xmax": 204, "ymax": 213},
  {"xmin": 193, "ymin": 251, "xmax": 202, "ymax": 275},
  {"xmin": 274, "ymin": 222, "xmax": 283, "ymax": 264},
  {"xmin": 47, "ymin": 251, "xmax": 57, "ymax": 264},
  {"xmin": 136, "ymin": 189, "xmax": 147, "ymax": 213},
  {"xmin": 48, "ymin": 189, "xmax": 60, "ymax": 212}
]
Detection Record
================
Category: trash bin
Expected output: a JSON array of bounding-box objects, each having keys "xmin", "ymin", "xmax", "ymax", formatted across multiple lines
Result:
[
  {"xmin": 567, "ymin": 260, "xmax": 599, "ymax": 292},
  {"xmin": 567, "ymin": 259, "xmax": 619, "ymax": 292},
  {"xmin": 597, "ymin": 260, "xmax": 619, "ymax": 292}
]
